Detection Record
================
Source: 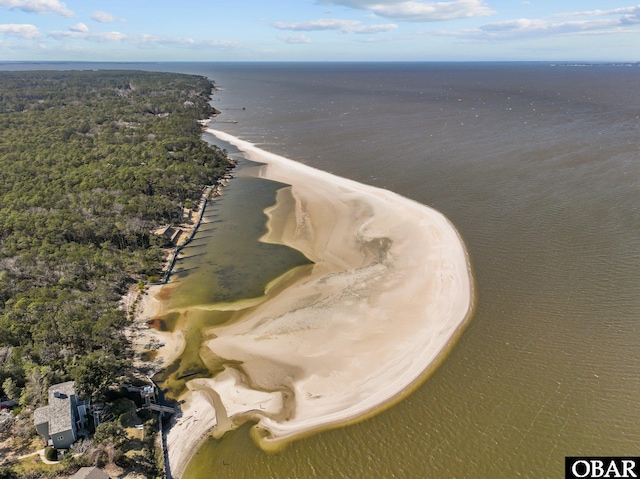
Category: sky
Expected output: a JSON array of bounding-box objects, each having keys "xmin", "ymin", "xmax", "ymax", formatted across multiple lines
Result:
[{"xmin": 0, "ymin": 0, "xmax": 639, "ymax": 62}]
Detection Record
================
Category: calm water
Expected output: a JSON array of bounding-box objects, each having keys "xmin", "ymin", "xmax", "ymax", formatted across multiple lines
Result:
[
  {"xmin": 184, "ymin": 63, "xmax": 640, "ymax": 479},
  {"xmin": 151, "ymin": 148, "xmax": 311, "ymax": 398},
  {"xmin": 5, "ymin": 62, "xmax": 640, "ymax": 478}
]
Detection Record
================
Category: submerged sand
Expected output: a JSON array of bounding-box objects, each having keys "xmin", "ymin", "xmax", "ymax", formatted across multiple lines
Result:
[{"xmin": 157, "ymin": 129, "xmax": 474, "ymax": 476}]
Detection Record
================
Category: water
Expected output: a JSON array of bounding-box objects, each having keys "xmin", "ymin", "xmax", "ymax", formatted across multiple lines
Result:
[
  {"xmin": 152, "ymin": 150, "xmax": 311, "ymax": 398},
  {"xmin": 180, "ymin": 63, "xmax": 640, "ymax": 479},
  {"xmin": 4, "ymin": 62, "xmax": 640, "ymax": 478}
]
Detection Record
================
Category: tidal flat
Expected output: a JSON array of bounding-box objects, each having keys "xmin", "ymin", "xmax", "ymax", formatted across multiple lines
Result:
[{"xmin": 140, "ymin": 128, "xmax": 473, "ymax": 477}]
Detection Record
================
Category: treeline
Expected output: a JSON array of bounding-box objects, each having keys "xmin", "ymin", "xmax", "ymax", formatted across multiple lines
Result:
[{"xmin": 0, "ymin": 70, "xmax": 230, "ymax": 408}]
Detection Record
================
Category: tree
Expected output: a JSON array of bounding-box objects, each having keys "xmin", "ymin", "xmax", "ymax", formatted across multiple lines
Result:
[
  {"xmin": 93, "ymin": 421, "xmax": 126, "ymax": 449},
  {"xmin": 71, "ymin": 351, "xmax": 129, "ymax": 401},
  {"xmin": 91, "ymin": 421, "xmax": 127, "ymax": 468},
  {"xmin": 18, "ymin": 364, "xmax": 51, "ymax": 409},
  {"xmin": 0, "ymin": 70, "xmax": 231, "ymax": 426},
  {"xmin": 44, "ymin": 446, "xmax": 58, "ymax": 462},
  {"xmin": 0, "ymin": 467, "xmax": 18, "ymax": 479},
  {"xmin": 1, "ymin": 377, "xmax": 20, "ymax": 402}
]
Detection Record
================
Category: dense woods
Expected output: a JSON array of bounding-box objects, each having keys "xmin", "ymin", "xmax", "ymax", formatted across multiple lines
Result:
[{"xmin": 0, "ymin": 70, "xmax": 230, "ymax": 410}]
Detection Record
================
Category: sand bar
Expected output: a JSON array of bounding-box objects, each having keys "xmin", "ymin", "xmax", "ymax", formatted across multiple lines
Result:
[
  {"xmin": 162, "ymin": 128, "xmax": 474, "ymax": 475},
  {"xmin": 206, "ymin": 128, "xmax": 474, "ymax": 434}
]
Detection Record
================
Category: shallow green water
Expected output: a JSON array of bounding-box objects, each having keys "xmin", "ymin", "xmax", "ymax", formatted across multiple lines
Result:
[{"xmin": 154, "ymin": 156, "xmax": 311, "ymax": 399}]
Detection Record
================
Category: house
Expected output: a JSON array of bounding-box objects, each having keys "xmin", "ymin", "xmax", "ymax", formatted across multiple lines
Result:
[
  {"xmin": 69, "ymin": 467, "xmax": 110, "ymax": 479},
  {"xmin": 153, "ymin": 225, "xmax": 183, "ymax": 245},
  {"xmin": 33, "ymin": 381, "xmax": 88, "ymax": 449}
]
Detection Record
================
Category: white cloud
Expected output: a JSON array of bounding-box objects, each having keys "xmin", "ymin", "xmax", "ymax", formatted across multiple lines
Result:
[
  {"xmin": 359, "ymin": 23, "xmax": 400, "ymax": 33},
  {"xmin": 0, "ymin": 0, "xmax": 73, "ymax": 17},
  {"xmin": 48, "ymin": 26, "xmax": 238, "ymax": 50},
  {"xmin": 555, "ymin": 5, "xmax": 640, "ymax": 19},
  {"xmin": 273, "ymin": 18, "xmax": 398, "ymax": 34},
  {"xmin": 278, "ymin": 33, "xmax": 313, "ymax": 44},
  {"xmin": 91, "ymin": 10, "xmax": 126, "ymax": 23},
  {"xmin": 478, "ymin": 7, "xmax": 640, "ymax": 37},
  {"xmin": 133, "ymin": 35, "xmax": 237, "ymax": 49},
  {"xmin": 575, "ymin": 5, "xmax": 640, "ymax": 26},
  {"xmin": 49, "ymin": 28, "xmax": 125, "ymax": 42},
  {"xmin": 69, "ymin": 22, "xmax": 88, "ymax": 33},
  {"xmin": 0, "ymin": 23, "xmax": 41, "ymax": 38},
  {"xmin": 438, "ymin": 4, "xmax": 640, "ymax": 40},
  {"xmin": 316, "ymin": 0, "xmax": 494, "ymax": 22}
]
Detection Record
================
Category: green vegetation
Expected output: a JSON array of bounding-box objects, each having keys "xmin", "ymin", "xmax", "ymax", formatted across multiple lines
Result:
[
  {"xmin": 0, "ymin": 467, "xmax": 18, "ymax": 479},
  {"xmin": 89, "ymin": 398, "xmax": 163, "ymax": 477},
  {"xmin": 0, "ymin": 70, "xmax": 229, "ymax": 411},
  {"xmin": 43, "ymin": 447, "xmax": 57, "ymax": 462}
]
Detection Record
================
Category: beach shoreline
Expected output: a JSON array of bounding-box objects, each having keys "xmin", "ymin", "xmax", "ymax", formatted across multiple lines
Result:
[
  {"xmin": 135, "ymin": 126, "xmax": 474, "ymax": 477},
  {"xmin": 124, "ymin": 147, "xmax": 237, "ymax": 375}
]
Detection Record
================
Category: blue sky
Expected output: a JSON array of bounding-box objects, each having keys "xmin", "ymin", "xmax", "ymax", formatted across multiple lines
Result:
[{"xmin": 0, "ymin": 0, "xmax": 639, "ymax": 61}]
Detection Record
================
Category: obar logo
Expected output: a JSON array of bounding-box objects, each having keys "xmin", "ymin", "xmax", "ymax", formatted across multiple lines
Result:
[{"xmin": 566, "ymin": 457, "xmax": 639, "ymax": 479}]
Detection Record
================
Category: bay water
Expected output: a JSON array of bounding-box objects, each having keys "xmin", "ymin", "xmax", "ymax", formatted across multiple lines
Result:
[{"xmin": 180, "ymin": 63, "xmax": 640, "ymax": 479}]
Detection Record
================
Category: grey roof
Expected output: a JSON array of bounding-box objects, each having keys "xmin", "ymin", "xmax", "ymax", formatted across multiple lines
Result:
[
  {"xmin": 33, "ymin": 405, "xmax": 50, "ymax": 426},
  {"xmin": 33, "ymin": 381, "xmax": 77, "ymax": 434},
  {"xmin": 69, "ymin": 467, "xmax": 110, "ymax": 479}
]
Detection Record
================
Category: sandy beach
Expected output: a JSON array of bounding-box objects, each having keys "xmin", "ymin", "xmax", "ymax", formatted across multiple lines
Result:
[
  {"xmin": 126, "ymin": 284, "xmax": 185, "ymax": 376},
  {"xmin": 145, "ymin": 128, "xmax": 474, "ymax": 476}
]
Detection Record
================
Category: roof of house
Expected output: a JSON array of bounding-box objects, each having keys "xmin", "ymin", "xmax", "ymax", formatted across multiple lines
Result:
[
  {"xmin": 69, "ymin": 467, "xmax": 111, "ymax": 479},
  {"xmin": 153, "ymin": 225, "xmax": 174, "ymax": 237},
  {"xmin": 33, "ymin": 381, "xmax": 76, "ymax": 435}
]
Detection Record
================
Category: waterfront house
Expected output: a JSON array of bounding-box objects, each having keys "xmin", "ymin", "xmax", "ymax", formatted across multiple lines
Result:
[
  {"xmin": 34, "ymin": 381, "xmax": 88, "ymax": 449},
  {"xmin": 153, "ymin": 225, "xmax": 183, "ymax": 245}
]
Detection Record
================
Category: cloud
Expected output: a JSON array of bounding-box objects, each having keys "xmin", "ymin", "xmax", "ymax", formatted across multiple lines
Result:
[
  {"xmin": 133, "ymin": 35, "xmax": 238, "ymax": 50},
  {"xmin": 438, "ymin": 4, "xmax": 640, "ymax": 40},
  {"xmin": 278, "ymin": 33, "xmax": 313, "ymax": 44},
  {"xmin": 559, "ymin": 5, "xmax": 640, "ymax": 27},
  {"xmin": 0, "ymin": 23, "xmax": 41, "ymax": 38},
  {"xmin": 555, "ymin": 5, "xmax": 640, "ymax": 19},
  {"xmin": 272, "ymin": 18, "xmax": 398, "ymax": 34},
  {"xmin": 48, "ymin": 25, "xmax": 238, "ymax": 49},
  {"xmin": 69, "ymin": 22, "xmax": 88, "ymax": 33},
  {"xmin": 316, "ymin": 0, "xmax": 494, "ymax": 22},
  {"xmin": 49, "ymin": 28, "xmax": 126, "ymax": 42},
  {"xmin": 0, "ymin": 0, "xmax": 73, "ymax": 17},
  {"xmin": 91, "ymin": 10, "xmax": 126, "ymax": 23}
]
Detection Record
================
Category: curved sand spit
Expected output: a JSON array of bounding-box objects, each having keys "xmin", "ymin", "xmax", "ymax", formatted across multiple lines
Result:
[{"xmin": 161, "ymin": 129, "xmax": 475, "ymax": 476}]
